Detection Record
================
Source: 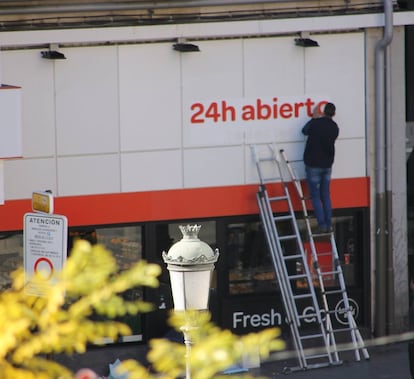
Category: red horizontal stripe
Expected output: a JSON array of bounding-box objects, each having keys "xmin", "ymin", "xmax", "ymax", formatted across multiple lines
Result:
[{"xmin": 0, "ymin": 177, "xmax": 369, "ymax": 231}]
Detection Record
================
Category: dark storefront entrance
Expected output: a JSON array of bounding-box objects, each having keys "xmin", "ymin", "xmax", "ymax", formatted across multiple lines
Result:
[
  {"xmin": 148, "ymin": 209, "xmax": 370, "ymax": 339},
  {"xmin": 0, "ymin": 207, "xmax": 370, "ymax": 343}
]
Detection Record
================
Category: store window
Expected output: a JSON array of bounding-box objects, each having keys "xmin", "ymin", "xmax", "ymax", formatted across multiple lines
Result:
[
  {"xmin": 219, "ymin": 211, "xmax": 368, "ymax": 333},
  {"xmin": 224, "ymin": 212, "xmax": 364, "ymax": 297},
  {"xmin": 69, "ymin": 225, "xmax": 143, "ymax": 270},
  {"xmin": 0, "ymin": 232, "xmax": 23, "ymax": 290},
  {"xmin": 69, "ymin": 225, "xmax": 144, "ymax": 343},
  {"xmin": 225, "ymin": 221, "xmax": 276, "ymax": 295}
]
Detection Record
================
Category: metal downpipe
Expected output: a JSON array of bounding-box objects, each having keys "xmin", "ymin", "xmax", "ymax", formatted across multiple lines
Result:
[{"xmin": 374, "ymin": 0, "xmax": 393, "ymax": 337}]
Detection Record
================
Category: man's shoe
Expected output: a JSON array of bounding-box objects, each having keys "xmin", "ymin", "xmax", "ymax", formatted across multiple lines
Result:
[{"xmin": 316, "ymin": 226, "xmax": 333, "ymax": 234}]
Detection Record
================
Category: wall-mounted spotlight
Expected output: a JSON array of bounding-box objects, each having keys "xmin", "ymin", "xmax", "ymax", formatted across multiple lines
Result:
[
  {"xmin": 295, "ymin": 38, "xmax": 319, "ymax": 47},
  {"xmin": 295, "ymin": 33, "xmax": 319, "ymax": 47},
  {"xmin": 41, "ymin": 44, "xmax": 66, "ymax": 60},
  {"xmin": 173, "ymin": 39, "xmax": 200, "ymax": 52}
]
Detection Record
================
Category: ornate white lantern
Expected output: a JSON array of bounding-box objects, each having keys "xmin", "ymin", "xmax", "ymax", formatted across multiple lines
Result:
[{"xmin": 162, "ymin": 224, "xmax": 219, "ymax": 311}]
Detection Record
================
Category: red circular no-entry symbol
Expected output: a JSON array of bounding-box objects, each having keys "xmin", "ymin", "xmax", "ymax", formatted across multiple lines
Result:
[{"xmin": 34, "ymin": 257, "xmax": 54, "ymax": 280}]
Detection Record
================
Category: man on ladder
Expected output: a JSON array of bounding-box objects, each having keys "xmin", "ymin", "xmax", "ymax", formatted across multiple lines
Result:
[{"xmin": 302, "ymin": 102, "xmax": 339, "ymax": 234}]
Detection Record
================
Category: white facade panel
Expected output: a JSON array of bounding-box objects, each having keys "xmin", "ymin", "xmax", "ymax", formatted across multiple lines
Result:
[
  {"xmin": 121, "ymin": 150, "xmax": 182, "ymax": 192},
  {"xmin": 182, "ymin": 39, "xmax": 243, "ymax": 101},
  {"xmin": 243, "ymin": 36, "xmax": 305, "ymax": 97},
  {"xmin": 57, "ymin": 154, "xmax": 120, "ymax": 196},
  {"xmin": 244, "ymin": 136, "xmax": 366, "ymax": 185},
  {"xmin": 118, "ymin": 43, "xmax": 182, "ymax": 152},
  {"xmin": 0, "ymin": 87, "xmax": 22, "ymax": 158},
  {"xmin": 334, "ymin": 138, "xmax": 366, "ymax": 179},
  {"xmin": 0, "ymin": 30, "xmax": 367, "ymax": 200},
  {"xmin": 183, "ymin": 146, "xmax": 244, "ymax": 188},
  {"xmin": 55, "ymin": 46, "xmax": 120, "ymax": 156},
  {"xmin": 4, "ymin": 158, "xmax": 57, "ymax": 200},
  {"xmin": 182, "ymin": 39, "xmax": 244, "ymax": 148},
  {"xmin": 184, "ymin": 122, "xmax": 245, "ymax": 149},
  {"xmin": 2, "ymin": 49, "xmax": 55, "ymax": 158},
  {"xmin": 305, "ymin": 33, "xmax": 365, "ymax": 139}
]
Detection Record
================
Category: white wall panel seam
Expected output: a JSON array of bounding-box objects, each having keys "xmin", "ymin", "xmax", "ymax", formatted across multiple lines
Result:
[
  {"xmin": 116, "ymin": 45, "xmax": 122, "ymax": 193},
  {"xmin": 179, "ymin": 51, "xmax": 185, "ymax": 188},
  {"xmin": 53, "ymin": 60, "xmax": 59, "ymax": 196},
  {"xmin": 241, "ymin": 38, "xmax": 247, "ymax": 185}
]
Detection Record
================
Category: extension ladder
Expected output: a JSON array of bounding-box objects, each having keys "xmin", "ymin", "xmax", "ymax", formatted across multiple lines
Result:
[
  {"xmin": 250, "ymin": 144, "xmax": 369, "ymax": 372},
  {"xmin": 277, "ymin": 148, "xmax": 369, "ymax": 362}
]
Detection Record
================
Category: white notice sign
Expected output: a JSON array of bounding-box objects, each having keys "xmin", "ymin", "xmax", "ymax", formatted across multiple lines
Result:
[{"xmin": 23, "ymin": 212, "xmax": 68, "ymax": 296}]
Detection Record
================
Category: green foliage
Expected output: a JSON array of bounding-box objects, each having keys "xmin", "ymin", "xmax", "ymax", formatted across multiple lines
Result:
[{"xmin": 0, "ymin": 239, "xmax": 285, "ymax": 379}]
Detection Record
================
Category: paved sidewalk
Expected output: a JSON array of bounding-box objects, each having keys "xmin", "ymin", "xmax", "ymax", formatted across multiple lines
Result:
[
  {"xmin": 55, "ymin": 340, "xmax": 412, "ymax": 378},
  {"xmin": 254, "ymin": 342, "xmax": 411, "ymax": 378}
]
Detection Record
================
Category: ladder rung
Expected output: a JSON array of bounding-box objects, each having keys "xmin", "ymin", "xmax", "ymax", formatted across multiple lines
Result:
[
  {"xmin": 323, "ymin": 288, "xmax": 346, "ymax": 295},
  {"xmin": 273, "ymin": 214, "xmax": 293, "ymax": 221},
  {"xmin": 312, "ymin": 231, "xmax": 333, "ymax": 236},
  {"xmin": 283, "ymin": 254, "xmax": 303, "ymax": 260},
  {"xmin": 326, "ymin": 308, "xmax": 354, "ymax": 316},
  {"xmin": 297, "ymin": 311, "xmax": 318, "ymax": 319},
  {"xmin": 268, "ymin": 195, "xmax": 288, "ymax": 201},
  {"xmin": 331, "ymin": 326, "xmax": 358, "ymax": 333},
  {"xmin": 257, "ymin": 156, "xmax": 276, "ymax": 162},
  {"xmin": 305, "ymin": 353, "xmax": 332, "ymax": 360},
  {"xmin": 262, "ymin": 177, "xmax": 281, "ymax": 183},
  {"xmin": 279, "ymin": 234, "xmax": 297, "ymax": 241},
  {"xmin": 300, "ymin": 333, "xmax": 325, "ymax": 340},
  {"xmin": 283, "ymin": 156, "xmax": 302, "ymax": 164},
  {"xmin": 288, "ymin": 273, "xmax": 308, "ymax": 280},
  {"xmin": 319, "ymin": 270, "xmax": 339, "ymax": 276},
  {"xmin": 294, "ymin": 293, "xmax": 314, "ymax": 300}
]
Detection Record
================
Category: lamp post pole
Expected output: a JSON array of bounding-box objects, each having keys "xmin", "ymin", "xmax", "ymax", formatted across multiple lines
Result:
[
  {"xmin": 182, "ymin": 325, "xmax": 193, "ymax": 379},
  {"xmin": 163, "ymin": 224, "xmax": 219, "ymax": 379}
]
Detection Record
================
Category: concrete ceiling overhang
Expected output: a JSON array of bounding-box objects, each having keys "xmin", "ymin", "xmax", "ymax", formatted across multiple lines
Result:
[{"xmin": 0, "ymin": 0, "xmax": 394, "ymax": 31}]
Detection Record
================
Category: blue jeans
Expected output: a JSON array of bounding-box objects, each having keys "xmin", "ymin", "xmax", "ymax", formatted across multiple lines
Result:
[{"xmin": 305, "ymin": 166, "xmax": 333, "ymax": 229}]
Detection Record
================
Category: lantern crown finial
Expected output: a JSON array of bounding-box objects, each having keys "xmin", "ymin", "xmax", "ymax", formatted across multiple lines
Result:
[
  {"xmin": 162, "ymin": 224, "xmax": 219, "ymax": 265},
  {"xmin": 179, "ymin": 224, "xmax": 201, "ymax": 240}
]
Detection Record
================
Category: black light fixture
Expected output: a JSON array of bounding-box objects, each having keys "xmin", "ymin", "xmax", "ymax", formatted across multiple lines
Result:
[
  {"xmin": 173, "ymin": 39, "xmax": 200, "ymax": 52},
  {"xmin": 295, "ymin": 33, "xmax": 319, "ymax": 47},
  {"xmin": 41, "ymin": 44, "xmax": 66, "ymax": 60}
]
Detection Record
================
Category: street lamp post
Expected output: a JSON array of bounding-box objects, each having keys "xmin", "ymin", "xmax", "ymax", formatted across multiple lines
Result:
[{"xmin": 162, "ymin": 224, "xmax": 219, "ymax": 379}]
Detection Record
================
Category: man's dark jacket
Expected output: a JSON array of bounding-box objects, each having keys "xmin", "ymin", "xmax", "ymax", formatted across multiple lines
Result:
[{"xmin": 302, "ymin": 117, "xmax": 339, "ymax": 168}]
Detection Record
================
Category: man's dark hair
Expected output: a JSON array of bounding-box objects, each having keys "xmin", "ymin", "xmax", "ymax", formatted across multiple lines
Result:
[{"xmin": 324, "ymin": 102, "xmax": 336, "ymax": 117}]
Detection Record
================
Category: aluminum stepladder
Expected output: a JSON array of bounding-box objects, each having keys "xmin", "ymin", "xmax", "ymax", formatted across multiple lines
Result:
[
  {"xmin": 250, "ymin": 144, "xmax": 342, "ymax": 372},
  {"xmin": 277, "ymin": 148, "xmax": 369, "ymax": 363}
]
